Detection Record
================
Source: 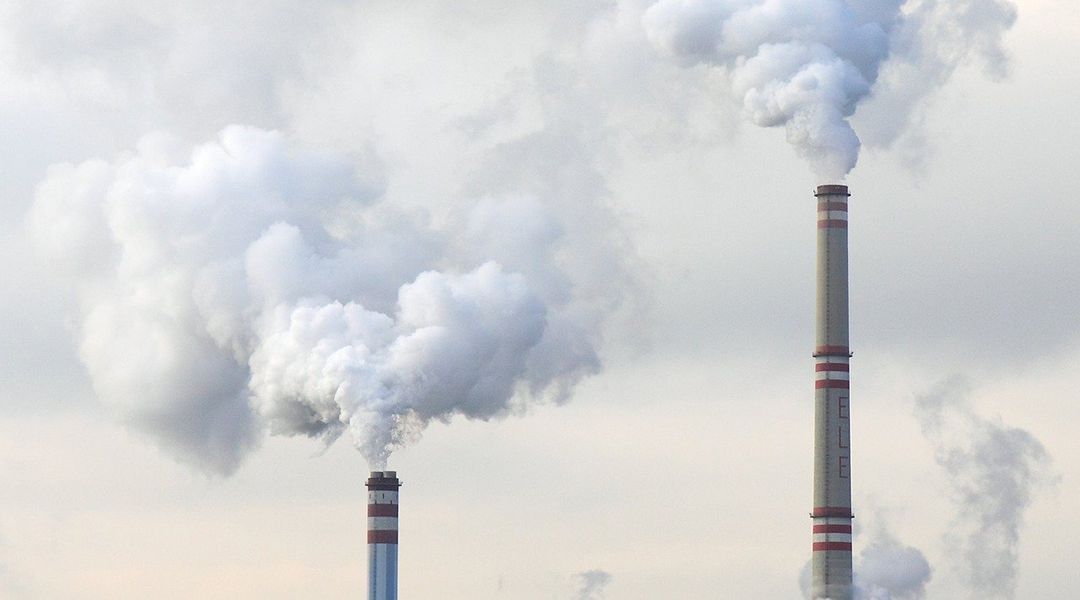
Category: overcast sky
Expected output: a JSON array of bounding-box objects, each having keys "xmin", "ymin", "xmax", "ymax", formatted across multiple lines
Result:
[{"xmin": 1, "ymin": 0, "xmax": 1077, "ymax": 598}]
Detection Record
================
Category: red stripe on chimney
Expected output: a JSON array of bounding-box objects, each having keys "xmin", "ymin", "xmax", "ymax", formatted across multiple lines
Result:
[
  {"xmin": 812, "ymin": 542, "xmax": 852, "ymax": 551},
  {"xmin": 815, "ymin": 363, "xmax": 850, "ymax": 372},
  {"xmin": 817, "ymin": 220, "xmax": 848, "ymax": 228},
  {"xmin": 813, "ymin": 524, "xmax": 853, "ymax": 534},
  {"xmin": 368, "ymin": 530, "xmax": 398, "ymax": 544},
  {"xmin": 817, "ymin": 202, "xmax": 848, "ymax": 212},
  {"xmin": 368, "ymin": 504, "xmax": 399, "ymax": 517}
]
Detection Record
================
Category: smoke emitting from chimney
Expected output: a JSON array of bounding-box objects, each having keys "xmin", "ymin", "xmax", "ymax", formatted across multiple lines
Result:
[
  {"xmin": 27, "ymin": 126, "xmax": 630, "ymax": 473},
  {"xmin": 643, "ymin": 0, "xmax": 1018, "ymax": 181}
]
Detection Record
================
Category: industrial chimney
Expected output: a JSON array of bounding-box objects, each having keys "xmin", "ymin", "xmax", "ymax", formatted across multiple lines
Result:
[
  {"xmin": 810, "ymin": 185, "xmax": 854, "ymax": 599},
  {"xmin": 367, "ymin": 470, "xmax": 402, "ymax": 600}
]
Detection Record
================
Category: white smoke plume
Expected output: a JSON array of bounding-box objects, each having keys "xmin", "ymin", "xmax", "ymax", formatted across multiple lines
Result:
[
  {"xmin": 915, "ymin": 377, "xmax": 1055, "ymax": 599},
  {"xmin": 641, "ymin": 0, "xmax": 1017, "ymax": 181},
  {"xmin": 854, "ymin": 527, "xmax": 931, "ymax": 599},
  {"xmin": 574, "ymin": 569, "xmax": 613, "ymax": 599},
  {"xmin": 28, "ymin": 126, "xmax": 627, "ymax": 473},
  {"xmin": 799, "ymin": 517, "xmax": 931, "ymax": 600}
]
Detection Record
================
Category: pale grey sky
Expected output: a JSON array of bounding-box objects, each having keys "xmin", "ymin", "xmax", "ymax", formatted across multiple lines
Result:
[{"xmin": 1, "ymin": 0, "xmax": 1077, "ymax": 598}]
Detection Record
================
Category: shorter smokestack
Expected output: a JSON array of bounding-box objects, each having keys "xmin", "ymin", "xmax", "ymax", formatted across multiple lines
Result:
[{"xmin": 367, "ymin": 470, "xmax": 401, "ymax": 600}]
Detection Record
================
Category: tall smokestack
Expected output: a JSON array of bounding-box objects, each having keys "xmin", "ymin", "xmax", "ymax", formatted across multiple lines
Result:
[
  {"xmin": 367, "ymin": 471, "xmax": 402, "ymax": 600},
  {"xmin": 810, "ymin": 184, "xmax": 854, "ymax": 599}
]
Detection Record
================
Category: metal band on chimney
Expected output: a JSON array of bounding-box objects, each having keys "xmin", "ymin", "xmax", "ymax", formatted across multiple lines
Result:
[{"xmin": 814, "ymin": 184, "xmax": 851, "ymax": 197}]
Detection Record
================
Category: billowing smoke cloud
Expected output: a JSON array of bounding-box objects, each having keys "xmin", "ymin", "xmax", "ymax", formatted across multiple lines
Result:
[
  {"xmin": 28, "ymin": 126, "xmax": 627, "ymax": 472},
  {"xmin": 857, "ymin": 0, "xmax": 1019, "ymax": 157},
  {"xmin": 642, "ymin": 0, "xmax": 1017, "ymax": 181},
  {"xmin": 574, "ymin": 569, "xmax": 613, "ymax": 599},
  {"xmin": 915, "ymin": 377, "xmax": 1055, "ymax": 599}
]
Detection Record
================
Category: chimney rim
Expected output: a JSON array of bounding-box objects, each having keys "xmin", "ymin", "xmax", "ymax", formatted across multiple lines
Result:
[{"xmin": 814, "ymin": 184, "xmax": 850, "ymax": 197}]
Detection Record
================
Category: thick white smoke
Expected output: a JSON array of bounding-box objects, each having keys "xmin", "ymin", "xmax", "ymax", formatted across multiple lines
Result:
[
  {"xmin": 28, "ymin": 126, "xmax": 623, "ymax": 472},
  {"xmin": 915, "ymin": 377, "xmax": 1055, "ymax": 599},
  {"xmin": 642, "ymin": 0, "xmax": 1017, "ymax": 181}
]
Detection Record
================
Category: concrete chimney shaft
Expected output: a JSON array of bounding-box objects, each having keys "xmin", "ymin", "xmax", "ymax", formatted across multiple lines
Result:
[
  {"xmin": 810, "ymin": 184, "xmax": 854, "ymax": 599},
  {"xmin": 367, "ymin": 471, "xmax": 401, "ymax": 600}
]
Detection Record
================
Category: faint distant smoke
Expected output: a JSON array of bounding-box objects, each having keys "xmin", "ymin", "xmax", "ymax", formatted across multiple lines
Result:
[
  {"xmin": 915, "ymin": 377, "xmax": 1055, "ymax": 599},
  {"xmin": 641, "ymin": 0, "xmax": 1017, "ymax": 181},
  {"xmin": 574, "ymin": 569, "xmax": 613, "ymax": 599},
  {"xmin": 28, "ymin": 126, "xmax": 630, "ymax": 473},
  {"xmin": 0, "ymin": 534, "xmax": 22, "ymax": 597}
]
